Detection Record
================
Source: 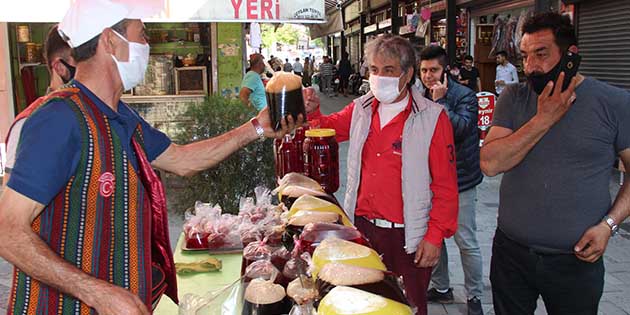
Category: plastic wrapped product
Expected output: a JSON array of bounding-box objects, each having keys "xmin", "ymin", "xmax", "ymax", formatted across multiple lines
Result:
[
  {"xmin": 273, "ymin": 173, "xmax": 327, "ymax": 209},
  {"xmin": 298, "ymin": 222, "xmax": 370, "ymax": 255},
  {"xmin": 288, "ymin": 195, "xmax": 353, "ymax": 227},
  {"xmin": 242, "ymin": 278, "xmax": 291, "ymax": 315},
  {"xmin": 317, "ymin": 286, "xmax": 413, "ymax": 315},
  {"xmin": 317, "ymin": 263, "xmax": 408, "ymax": 305},
  {"xmin": 287, "ymin": 277, "xmax": 318, "ymax": 305},
  {"xmin": 283, "ymin": 211, "xmax": 340, "ymax": 251},
  {"xmin": 311, "ymin": 238, "xmax": 386, "ymax": 278}
]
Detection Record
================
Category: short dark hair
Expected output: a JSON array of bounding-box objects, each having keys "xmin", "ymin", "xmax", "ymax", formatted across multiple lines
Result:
[
  {"xmin": 72, "ymin": 19, "xmax": 130, "ymax": 62},
  {"xmin": 44, "ymin": 25, "xmax": 71, "ymax": 73},
  {"xmin": 496, "ymin": 51, "xmax": 508, "ymax": 58},
  {"xmin": 464, "ymin": 55, "xmax": 473, "ymax": 62},
  {"xmin": 419, "ymin": 45, "xmax": 449, "ymax": 69},
  {"xmin": 522, "ymin": 12, "xmax": 577, "ymax": 51}
]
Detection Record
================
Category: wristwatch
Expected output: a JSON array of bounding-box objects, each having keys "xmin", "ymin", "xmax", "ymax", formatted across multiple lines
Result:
[
  {"xmin": 602, "ymin": 215, "xmax": 619, "ymax": 237},
  {"xmin": 250, "ymin": 118, "xmax": 265, "ymax": 140}
]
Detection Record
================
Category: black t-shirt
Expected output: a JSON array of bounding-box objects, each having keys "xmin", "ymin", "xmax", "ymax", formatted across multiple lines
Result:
[{"xmin": 459, "ymin": 67, "xmax": 480, "ymax": 92}]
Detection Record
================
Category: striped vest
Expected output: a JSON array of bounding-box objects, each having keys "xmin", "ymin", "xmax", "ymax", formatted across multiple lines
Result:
[{"xmin": 8, "ymin": 87, "xmax": 155, "ymax": 314}]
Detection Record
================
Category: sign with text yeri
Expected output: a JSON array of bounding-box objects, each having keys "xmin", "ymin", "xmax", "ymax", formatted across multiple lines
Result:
[{"xmin": 0, "ymin": 0, "xmax": 325, "ymax": 23}]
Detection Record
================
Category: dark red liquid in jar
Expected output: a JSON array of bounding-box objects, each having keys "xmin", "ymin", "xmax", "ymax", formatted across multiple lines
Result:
[
  {"xmin": 278, "ymin": 134, "xmax": 300, "ymax": 178},
  {"xmin": 303, "ymin": 129, "xmax": 339, "ymax": 194},
  {"xmin": 292, "ymin": 126, "xmax": 308, "ymax": 174}
]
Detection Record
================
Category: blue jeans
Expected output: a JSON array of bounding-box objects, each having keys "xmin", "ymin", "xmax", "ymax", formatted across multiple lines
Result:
[{"xmin": 431, "ymin": 187, "xmax": 484, "ymax": 299}]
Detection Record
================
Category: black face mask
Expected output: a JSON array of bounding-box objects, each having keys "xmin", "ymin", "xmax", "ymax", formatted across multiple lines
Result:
[
  {"xmin": 59, "ymin": 59, "xmax": 76, "ymax": 84},
  {"xmin": 526, "ymin": 60, "xmax": 561, "ymax": 95}
]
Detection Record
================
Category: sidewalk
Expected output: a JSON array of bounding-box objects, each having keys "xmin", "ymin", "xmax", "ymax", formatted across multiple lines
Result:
[{"xmin": 0, "ymin": 88, "xmax": 628, "ymax": 314}]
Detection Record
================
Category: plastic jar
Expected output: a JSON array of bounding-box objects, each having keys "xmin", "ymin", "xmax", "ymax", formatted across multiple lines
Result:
[{"xmin": 303, "ymin": 129, "xmax": 339, "ymax": 194}]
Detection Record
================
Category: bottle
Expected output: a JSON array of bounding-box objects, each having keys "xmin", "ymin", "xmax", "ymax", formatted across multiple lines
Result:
[
  {"xmin": 279, "ymin": 134, "xmax": 299, "ymax": 178},
  {"xmin": 292, "ymin": 126, "xmax": 309, "ymax": 174},
  {"xmin": 303, "ymin": 129, "xmax": 339, "ymax": 194},
  {"xmin": 274, "ymin": 138, "xmax": 283, "ymax": 180}
]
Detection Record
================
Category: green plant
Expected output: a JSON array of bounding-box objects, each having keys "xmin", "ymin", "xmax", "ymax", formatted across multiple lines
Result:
[{"xmin": 174, "ymin": 95, "xmax": 275, "ymax": 214}]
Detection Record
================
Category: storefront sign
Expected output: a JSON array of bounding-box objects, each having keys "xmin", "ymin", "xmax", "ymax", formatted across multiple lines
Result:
[
  {"xmin": 364, "ymin": 24, "xmax": 378, "ymax": 34},
  {"xmin": 378, "ymin": 18, "xmax": 392, "ymax": 29},
  {"xmin": 477, "ymin": 92, "xmax": 495, "ymax": 129},
  {"xmin": 0, "ymin": 0, "xmax": 325, "ymax": 23}
]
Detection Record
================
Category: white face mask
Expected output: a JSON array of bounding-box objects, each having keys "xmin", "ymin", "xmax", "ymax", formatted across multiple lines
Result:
[
  {"xmin": 369, "ymin": 73, "xmax": 405, "ymax": 104},
  {"xmin": 111, "ymin": 30, "xmax": 150, "ymax": 91}
]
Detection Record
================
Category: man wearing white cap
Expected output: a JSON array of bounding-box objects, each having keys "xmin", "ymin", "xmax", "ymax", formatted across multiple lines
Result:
[{"xmin": 0, "ymin": 0, "xmax": 297, "ymax": 314}]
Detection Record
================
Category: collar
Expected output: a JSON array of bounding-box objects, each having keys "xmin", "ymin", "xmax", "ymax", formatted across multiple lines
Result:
[{"xmin": 71, "ymin": 80, "xmax": 135, "ymax": 122}]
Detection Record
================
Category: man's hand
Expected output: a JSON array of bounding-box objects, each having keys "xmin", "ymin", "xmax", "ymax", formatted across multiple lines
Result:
[
  {"xmin": 256, "ymin": 107, "xmax": 303, "ymax": 139},
  {"xmin": 414, "ymin": 240, "xmax": 440, "ymax": 268},
  {"xmin": 430, "ymin": 73, "xmax": 448, "ymax": 101},
  {"xmin": 303, "ymin": 87, "xmax": 320, "ymax": 114},
  {"xmin": 495, "ymin": 80, "xmax": 505, "ymax": 86},
  {"xmin": 574, "ymin": 222, "xmax": 612, "ymax": 263},
  {"xmin": 535, "ymin": 72, "xmax": 578, "ymax": 128},
  {"xmin": 90, "ymin": 282, "xmax": 150, "ymax": 315}
]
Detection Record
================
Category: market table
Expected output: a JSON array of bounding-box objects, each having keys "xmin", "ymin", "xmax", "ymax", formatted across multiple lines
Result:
[{"xmin": 154, "ymin": 234, "xmax": 243, "ymax": 314}]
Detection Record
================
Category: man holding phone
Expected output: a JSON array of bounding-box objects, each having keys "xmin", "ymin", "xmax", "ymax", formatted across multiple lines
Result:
[
  {"xmin": 418, "ymin": 45, "xmax": 485, "ymax": 315},
  {"xmin": 481, "ymin": 12, "xmax": 630, "ymax": 315}
]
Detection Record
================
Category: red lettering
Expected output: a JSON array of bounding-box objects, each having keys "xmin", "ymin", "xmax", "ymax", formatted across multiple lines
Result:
[
  {"xmin": 231, "ymin": 0, "xmax": 243, "ymax": 18},
  {"xmin": 247, "ymin": 0, "xmax": 258, "ymax": 19},
  {"xmin": 276, "ymin": 0, "xmax": 280, "ymax": 19},
  {"xmin": 261, "ymin": 0, "xmax": 273, "ymax": 19}
]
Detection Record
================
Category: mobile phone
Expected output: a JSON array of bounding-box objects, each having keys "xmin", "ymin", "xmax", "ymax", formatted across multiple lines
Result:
[{"xmin": 557, "ymin": 51, "xmax": 581, "ymax": 92}]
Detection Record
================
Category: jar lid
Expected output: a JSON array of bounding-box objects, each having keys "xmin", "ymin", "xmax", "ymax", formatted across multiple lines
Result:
[{"xmin": 306, "ymin": 128, "xmax": 336, "ymax": 137}]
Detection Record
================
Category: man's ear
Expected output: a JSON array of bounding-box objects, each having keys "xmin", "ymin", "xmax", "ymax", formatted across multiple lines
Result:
[
  {"xmin": 51, "ymin": 58, "xmax": 67, "ymax": 78},
  {"xmin": 568, "ymin": 45, "xmax": 579, "ymax": 54},
  {"xmin": 99, "ymin": 28, "xmax": 117, "ymax": 55}
]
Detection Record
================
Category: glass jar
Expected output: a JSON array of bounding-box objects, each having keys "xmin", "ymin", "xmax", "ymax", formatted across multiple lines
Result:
[
  {"xmin": 278, "ymin": 134, "xmax": 299, "ymax": 179},
  {"xmin": 292, "ymin": 126, "xmax": 309, "ymax": 174},
  {"xmin": 303, "ymin": 129, "xmax": 339, "ymax": 194}
]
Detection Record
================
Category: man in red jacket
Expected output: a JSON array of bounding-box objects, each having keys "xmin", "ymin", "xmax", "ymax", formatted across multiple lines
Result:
[{"xmin": 305, "ymin": 34, "xmax": 459, "ymax": 315}]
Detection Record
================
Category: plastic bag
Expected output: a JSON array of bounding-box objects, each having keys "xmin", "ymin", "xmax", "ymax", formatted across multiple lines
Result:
[
  {"xmin": 244, "ymin": 259, "xmax": 280, "ymax": 282},
  {"xmin": 317, "ymin": 286, "xmax": 413, "ymax": 315},
  {"xmin": 243, "ymin": 277, "xmax": 292, "ymax": 315},
  {"xmin": 298, "ymin": 222, "xmax": 369, "ymax": 254},
  {"xmin": 288, "ymin": 195, "xmax": 353, "ymax": 227},
  {"xmin": 288, "ymin": 303, "xmax": 317, "ymax": 315},
  {"xmin": 178, "ymin": 277, "xmax": 243, "ymax": 315},
  {"xmin": 272, "ymin": 173, "xmax": 326, "ymax": 198},
  {"xmin": 311, "ymin": 238, "xmax": 386, "ymax": 278}
]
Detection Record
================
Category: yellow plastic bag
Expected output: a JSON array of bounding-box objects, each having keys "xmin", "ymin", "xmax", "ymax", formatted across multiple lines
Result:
[
  {"xmin": 288, "ymin": 195, "xmax": 353, "ymax": 227},
  {"xmin": 317, "ymin": 286, "xmax": 412, "ymax": 315},
  {"xmin": 312, "ymin": 238, "xmax": 386, "ymax": 278}
]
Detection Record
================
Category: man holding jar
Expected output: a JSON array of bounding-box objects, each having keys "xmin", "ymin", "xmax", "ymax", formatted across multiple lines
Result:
[{"xmin": 305, "ymin": 34, "xmax": 459, "ymax": 315}]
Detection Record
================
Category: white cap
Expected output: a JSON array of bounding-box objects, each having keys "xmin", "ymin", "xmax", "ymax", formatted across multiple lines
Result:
[{"xmin": 58, "ymin": 0, "xmax": 161, "ymax": 48}]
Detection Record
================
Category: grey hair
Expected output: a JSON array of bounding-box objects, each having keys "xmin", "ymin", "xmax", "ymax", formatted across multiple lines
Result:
[{"xmin": 364, "ymin": 34, "xmax": 417, "ymax": 76}]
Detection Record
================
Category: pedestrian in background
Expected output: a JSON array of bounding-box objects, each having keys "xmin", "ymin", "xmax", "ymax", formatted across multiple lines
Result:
[
  {"xmin": 293, "ymin": 57, "xmax": 303, "ymax": 76},
  {"xmin": 494, "ymin": 51, "xmax": 518, "ymax": 96},
  {"xmin": 419, "ymin": 45, "xmax": 485, "ymax": 315},
  {"xmin": 240, "ymin": 53, "xmax": 267, "ymax": 110},
  {"xmin": 302, "ymin": 56, "xmax": 313, "ymax": 87},
  {"xmin": 481, "ymin": 12, "xmax": 630, "ymax": 315},
  {"xmin": 459, "ymin": 55, "xmax": 482, "ymax": 92},
  {"xmin": 337, "ymin": 51, "xmax": 352, "ymax": 97},
  {"xmin": 283, "ymin": 58, "xmax": 293, "ymax": 72},
  {"xmin": 319, "ymin": 56, "xmax": 335, "ymax": 97}
]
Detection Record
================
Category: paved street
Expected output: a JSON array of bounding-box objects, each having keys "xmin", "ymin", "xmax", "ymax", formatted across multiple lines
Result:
[{"xmin": 0, "ymin": 88, "xmax": 628, "ymax": 314}]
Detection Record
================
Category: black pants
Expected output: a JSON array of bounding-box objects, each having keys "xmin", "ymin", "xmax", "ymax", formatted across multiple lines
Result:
[{"xmin": 490, "ymin": 229, "xmax": 604, "ymax": 315}]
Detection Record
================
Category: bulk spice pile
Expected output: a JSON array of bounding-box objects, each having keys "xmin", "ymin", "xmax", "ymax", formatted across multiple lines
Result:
[{"xmin": 179, "ymin": 173, "xmax": 414, "ymax": 315}]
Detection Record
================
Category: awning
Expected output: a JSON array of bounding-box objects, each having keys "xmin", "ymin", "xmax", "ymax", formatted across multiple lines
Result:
[
  {"xmin": 0, "ymin": 0, "xmax": 326, "ymax": 23},
  {"xmin": 309, "ymin": 9, "xmax": 343, "ymax": 39}
]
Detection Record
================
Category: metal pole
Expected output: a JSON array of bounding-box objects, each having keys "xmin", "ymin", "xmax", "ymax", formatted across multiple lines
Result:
[
  {"xmin": 446, "ymin": 0, "xmax": 457, "ymax": 62},
  {"xmin": 391, "ymin": 0, "xmax": 400, "ymax": 34}
]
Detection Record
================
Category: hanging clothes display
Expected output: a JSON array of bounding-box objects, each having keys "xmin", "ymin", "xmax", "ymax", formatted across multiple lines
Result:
[
  {"xmin": 250, "ymin": 22, "xmax": 262, "ymax": 51},
  {"xmin": 489, "ymin": 11, "xmax": 530, "ymax": 60}
]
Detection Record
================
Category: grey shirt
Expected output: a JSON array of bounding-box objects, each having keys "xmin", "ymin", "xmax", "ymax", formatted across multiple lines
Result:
[{"xmin": 492, "ymin": 78, "xmax": 630, "ymax": 253}]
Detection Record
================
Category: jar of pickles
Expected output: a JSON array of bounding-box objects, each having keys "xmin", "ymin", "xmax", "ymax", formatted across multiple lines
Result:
[{"xmin": 303, "ymin": 129, "xmax": 339, "ymax": 194}]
